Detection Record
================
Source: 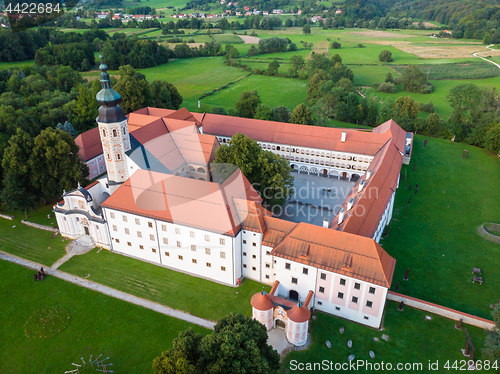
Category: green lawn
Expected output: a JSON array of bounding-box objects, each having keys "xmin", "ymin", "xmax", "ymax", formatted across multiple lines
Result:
[
  {"xmin": 0, "ymin": 206, "xmax": 67, "ymax": 267},
  {"xmin": 280, "ymin": 301, "xmax": 490, "ymax": 374},
  {"xmin": 58, "ymin": 248, "xmax": 269, "ymax": 321},
  {"xmin": 138, "ymin": 57, "xmax": 247, "ymax": 110},
  {"xmin": 0, "ymin": 59, "xmax": 35, "ymax": 70},
  {"xmin": 0, "ymin": 260, "xmax": 209, "ymax": 374},
  {"xmin": 380, "ymin": 136, "xmax": 500, "ymax": 319},
  {"xmin": 201, "ymin": 74, "xmax": 308, "ymax": 111}
]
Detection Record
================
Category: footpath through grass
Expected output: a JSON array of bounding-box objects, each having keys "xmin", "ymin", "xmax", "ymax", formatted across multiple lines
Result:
[
  {"xmin": 59, "ymin": 248, "xmax": 269, "ymax": 321},
  {"xmin": 381, "ymin": 136, "xmax": 500, "ymax": 319},
  {"xmin": 0, "ymin": 260, "xmax": 209, "ymax": 374},
  {"xmin": 0, "ymin": 205, "xmax": 67, "ymax": 267},
  {"xmin": 280, "ymin": 301, "xmax": 489, "ymax": 374}
]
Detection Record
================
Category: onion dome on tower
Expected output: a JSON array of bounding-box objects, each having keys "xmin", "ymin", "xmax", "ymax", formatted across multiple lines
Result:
[{"xmin": 96, "ymin": 55, "xmax": 126, "ymax": 123}]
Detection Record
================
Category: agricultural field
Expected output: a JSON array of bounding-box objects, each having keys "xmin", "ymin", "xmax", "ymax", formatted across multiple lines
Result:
[
  {"xmin": 381, "ymin": 136, "xmax": 500, "ymax": 319},
  {"xmin": 280, "ymin": 302, "xmax": 489, "ymax": 374},
  {"xmin": 392, "ymin": 61, "xmax": 500, "ymax": 80},
  {"xmin": 0, "ymin": 260, "xmax": 208, "ymax": 374}
]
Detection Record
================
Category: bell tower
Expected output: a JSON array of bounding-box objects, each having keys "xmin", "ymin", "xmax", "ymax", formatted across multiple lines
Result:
[{"xmin": 96, "ymin": 55, "xmax": 131, "ymax": 194}]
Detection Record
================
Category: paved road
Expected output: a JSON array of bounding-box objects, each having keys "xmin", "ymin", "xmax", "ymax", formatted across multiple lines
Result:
[
  {"xmin": 472, "ymin": 44, "xmax": 500, "ymax": 69},
  {"xmin": 0, "ymin": 250, "xmax": 216, "ymax": 330}
]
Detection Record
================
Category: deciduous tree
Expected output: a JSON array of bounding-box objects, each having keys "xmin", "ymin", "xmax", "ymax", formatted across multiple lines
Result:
[
  {"xmin": 235, "ymin": 90, "xmax": 261, "ymax": 118},
  {"xmin": 290, "ymin": 103, "xmax": 313, "ymax": 125}
]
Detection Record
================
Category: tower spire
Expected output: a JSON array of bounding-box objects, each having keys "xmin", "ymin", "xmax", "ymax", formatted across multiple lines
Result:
[{"xmin": 96, "ymin": 55, "xmax": 126, "ymax": 123}]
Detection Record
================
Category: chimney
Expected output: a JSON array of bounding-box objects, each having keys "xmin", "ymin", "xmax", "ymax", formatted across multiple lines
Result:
[
  {"xmin": 366, "ymin": 169, "xmax": 371, "ymax": 180},
  {"xmin": 358, "ymin": 179, "xmax": 365, "ymax": 193},
  {"xmin": 341, "ymin": 131, "xmax": 346, "ymax": 143},
  {"xmin": 338, "ymin": 208, "xmax": 345, "ymax": 225},
  {"xmin": 347, "ymin": 198, "xmax": 354, "ymax": 211},
  {"xmin": 323, "ymin": 218, "xmax": 329, "ymax": 228}
]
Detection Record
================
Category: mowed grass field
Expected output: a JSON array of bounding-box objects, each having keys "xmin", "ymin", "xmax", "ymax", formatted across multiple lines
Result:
[
  {"xmin": 381, "ymin": 136, "xmax": 500, "ymax": 319},
  {"xmin": 280, "ymin": 302, "xmax": 489, "ymax": 374},
  {"xmin": 0, "ymin": 260, "xmax": 209, "ymax": 374},
  {"xmin": 59, "ymin": 247, "xmax": 269, "ymax": 321}
]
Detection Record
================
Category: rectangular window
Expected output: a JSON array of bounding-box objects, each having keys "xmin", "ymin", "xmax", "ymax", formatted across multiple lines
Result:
[
  {"xmin": 266, "ymin": 251, "xmax": 271, "ymax": 255},
  {"xmin": 115, "ymin": 239, "xmax": 120, "ymax": 243},
  {"xmin": 125, "ymin": 228, "xmax": 130, "ymax": 235},
  {"xmin": 110, "ymin": 212, "xmax": 115, "ymax": 219},
  {"xmin": 285, "ymin": 263, "xmax": 291, "ymax": 270},
  {"xmin": 354, "ymin": 282, "xmax": 361, "ymax": 290},
  {"xmin": 148, "ymin": 222, "xmax": 153, "ymax": 228},
  {"xmin": 243, "ymin": 240, "xmax": 247, "ymax": 244},
  {"xmin": 319, "ymin": 286, "xmax": 325, "ymax": 293},
  {"xmin": 352, "ymin": 296, "xmax": 358, "ymax": 304},
  {"xmin": 152, "ymin": 248, "xmax": 156, "ymax": 253},
  {"xmin": 192, "ymin": 259, "xmax": 197, "ymax": 264},
  {"xmin": 206, "ymin": 262, "xmax": 211, "ymax": 268},
  {"xmin": 163, "ymin": 238, "xmax": 168, "ymax": 245},
  {"xmin": 113, "ymin": 225, "xmax": 117, "ymax": 231},
  {"xmin": 221, "ymin": 266, "xmax": 226, "ymax": 271},
  {"xmin": 291, "ymin": 277, "xmax": 298, "ymax": 284},
  {"xmin": 252, "ymin": 266, "xmax": 256, "ymax": 271},
  {"xmin": 178, "ymin": 255, "xmax": 183, "ymax": 260},
  {"xmin": 161, "ymin": 224, "xmax": 167, "ymax": 231},
  {"xmin": 165, "ymin": 252, "xmax": 169, "ymax": 256},
  {"xmin": 338, "ymin": 292, "xmax": 344, "ymax": 300},
  {"xmin": 265, "ymin": 263, "xmax": 270, "ymax": 268},
  {"xmin": 243, "ymin": 264, "xmax": 247, "ymax": 268},
  {"xmin": 137, "ymin": 231, "xmax": 142, "ymax": 238},
  {"xmin": 364, "ymin": 316, "xmax": 369, "ymax": 320},
  {"xmin": 243, "ymin": 252, "xmax": 247, "ymax": 257},
  {"xmin": 366, "ymin": 301, "xmax": 373, "ymax": 308},
  {"xmin": 252, "ymin": 254, "xmax": 256, "ymax": 259},
  {"xmin": 127, "ymin": 242, "xmax": 131, "ymax": 246},
  {"xmin": 205, "ymin": 235, "xmax": 210, "ymax": 242},
  {"xmin": 139, "ymin": 245, "xmax": 144, "ymax": 250},
  {"xmin": 220, "ymin": 252, "xmax": 225, "ymax": 259},
  {"xmin": 220, "ymin": 238, "xmax": 225, "ymax": 245},
  {"xmin": 190, "ymin": 231, "xmax": 195, "ymax": 238},
  {"xmin": 175, "ymin": 228, "xmax": 180, "ymax": 235},
  {"xmin": 369, "ymin": 287, "xmax": 376, "ymax": 294},
  {"xmin": 150, "ymin": 234, "xmax": 155, "ymax": 241},
  {"xmin": 177, "ymin": 241, "xmax": 182, "ymax": 248},
  {"xmin": 303, "ymin": 268, "xmax": 308, "ymax": 275},
  {"xmin": 340, "ymin": 278, "xmax": 346, "ymax": 286},
  {"xmin": 318, "ymin": 301, "xmax": 323, "ymax": 306},
  {"xmin": 335, "ymin": 307, "xmax": 340, "ymax": 311},
  {"xmin": 265, "ymin": 274, "xmax": 270, "ymax": 279},
  {"xmin": 252, "ymin": 242, "xmax": 256, "ymax": 247},
  {"xmin": 320, "ymin": 273, "xmax": 326, "ymax": 280},
  {"xmin": 122, "ymin": 215, "xmax": 127, "ymax": 222},
  {"xmin": 205, "ymin": 248, "xmax": 211, "ymax": 255},
  {"xmin": 135, "ymin": 218, "xmax": 140, "ymax": 225},
  {"xmin": 191, "ymin": 245, "xmax": 196, "ymax": 251}
]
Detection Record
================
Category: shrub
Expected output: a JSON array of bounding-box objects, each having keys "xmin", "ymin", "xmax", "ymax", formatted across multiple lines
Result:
[
  {"xmin": 419, "ymin": 82, "xmax": 435, "ymax": 94},
  {"xmin": 419, "ymin": 102, "xmax": 436, "ymax": 113},
  {"xmin": 378, "ymin": 82, "xmax": 397, "ymax": 93},
  {"xmin": 331, "ymin": 41, "xmax": 341, "ymax": 49},
  {"xmin": 379, "ymin": 50, "xmax": 393, "ymax": 62},
  {"xmin": 372, "ymin": 82, "xmax": 380, "ymax": 88},
  {"xmin": 250, "ymin": 31, "xmax": 257, "ymax": 37},
  {"xmin": 253, "ymin": 68, "xmax": 264, "ymax": 75},
  {"xmin": 357, "ymin": 43, "xmax": 365, "ymax": 48}
]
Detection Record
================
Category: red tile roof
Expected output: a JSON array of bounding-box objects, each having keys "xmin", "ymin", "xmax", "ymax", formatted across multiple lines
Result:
[
  {"xmin": 271, "ymin": 223, "xmax": 396, "ymax": 288},
  {"xmin": 287, "ymin": 303, "xmax": 311, "ymax": 323},
  {"xmin": 331, "ymin": 141, "xmax": 403, "ymax": 238},
  {"xmin": 201, "ymin": 113, "xmax": 392, "ymax": 156},
  {"xmin": 372, "ymin": 119, "xmax": 407, "ymax": 155},
  {"xmin": 101, "ymin": 169, "xmax": 262, "ymax": 236},
  {"xmin": 74, "ymin": 127, "xmax": 103, "ymax": 162},
  {"xmin": 251, "ymin": 291, "xmax": 274, "ymax": 311},
  {"xmin": 262, "ymin": 217, "xmax": 298, "ymax": 247},
  {"xmin": 233, "ymin": 200, "xmax": 273, "ymax": 233}
]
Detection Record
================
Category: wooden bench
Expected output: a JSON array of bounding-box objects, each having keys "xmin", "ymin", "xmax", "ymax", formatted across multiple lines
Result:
[
  {"xmin": 472, "ymin": 267, "xmax": 481, "ymax": 275},
  {"xmin": 472, "ymin": 275, "xmax": 483, "ymax": 284}
]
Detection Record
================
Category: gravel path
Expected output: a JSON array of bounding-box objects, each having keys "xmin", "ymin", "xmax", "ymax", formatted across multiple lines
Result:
[
  {"xmin": 0, "ymin": 250, "xmax": 216, "ymax": 330},
  {"xmin": 472, "ymin": 44, "xmax": 500, "ymax": 70}
]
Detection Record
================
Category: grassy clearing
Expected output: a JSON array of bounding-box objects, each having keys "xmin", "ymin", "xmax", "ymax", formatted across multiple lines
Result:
[
  {"xmin": 0, "ymin": 205, "xmax": 67, "ymax": 267},
  {"xmin": 58, "ymin": 248, "xmax": 269, "ymax": 321},
  {"xmin": 0, "ymin": 260, "xmax": 209, "ymax": 374},
  {"xmin": 212, "ymin": 33, "xmax": 244, "ymax": 44},
  {"xmin": 201, "ymin": 74, "xmax": 307, "ymax": 110},
  {"xmin": 380, "ymin": 136, "xmax": 500, "ymax": 319},
  {"xmin": 280, "ymin": 301, "xmax": 489, "ymax": 373},
  {"xmin": 0, "ymin": 59, "xmax": 35, "ymax": 70},
  {"xmin": 392, "ymin": 61, "xmax": 500, "ymax": 80},
  {"xmin": 138, "ymin": 57, "xmax": 247, "ymax": 109}
]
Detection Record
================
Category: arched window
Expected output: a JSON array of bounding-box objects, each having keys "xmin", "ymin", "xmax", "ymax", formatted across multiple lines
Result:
[
  {"xmin": 113, "ymin": 129, "xmax": 117, "ymax": 137},
  {"xmin": 116, "ymin": 153, "xmax": 121, "ymax": 160},
  {"xmin": 122, "ymin": 127, "xmax": 126, "ymax": 135},
  {"xmin": 276, "ymin": 146, "xmax": 280, "ymax": 151},
  {"xmin": 107, "ymin": 153, "xmax": 111, "ymax": 160},
  {"xmin": 102, "ymin": 129, "xmax": 106, "ymax": 137}
]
